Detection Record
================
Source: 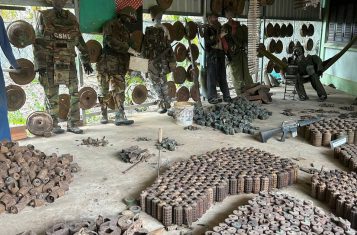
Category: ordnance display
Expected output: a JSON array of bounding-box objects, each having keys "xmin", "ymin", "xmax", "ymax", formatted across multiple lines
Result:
[
  {"xmin": 8, "ymin": 58, "xmax": 36, "ymax": 85},
  {"xmin": 205, "ymin": 191, "xmax": 354, "ymax": 234},
  {"xmin": 140, "ymin": 147, "xmax": 298, "ymax": 227},
  {"xmin": 0, "ymin": 141, "xmax": 79, "ymax": 214},
  {"xmin": 80, "ymin": 137, "xmax": 109, "ymax": 147},
  {"xmin": 194, "ymin": 97, "xmax": 272, "ymax": 135},
  {"xmin": 119, "ymin": 146, "xmax": 154, "ymax": 164},
  {"xmin": 334, "ymin": 144, "xmax": 357, "ymax": 171},
  {"xmin": 299, "ymin": 117, "xmax": 357, "ymax": 147},
  {"xmin": 156, "ymin": 137, "xmax": 179, "ymax": 151},
  {"xmin": 176, "ymin": 86, "xmax": 190, "ymax": 102},
  {"xmin": 183, "ymin": 125, "xmax": 201, "ymax": 131},
  {"xmin": 19, "ymin": 212, "xmax": 143, "ymax": 235},
  {"xmin": 26, "ymin": 112, "xmax": 54, "ymax": 137},
  {"xmin": 78, "ymin": 86, "xmax": 97, "ymax": 110},
  {"xmin": 6, "ymin": 20, "xmax": 35, "ymax": 48},
  {"xmin": 6, "ymin": 85, "xmax": 26, "ymax": 112},
  {"xmin": 85, "ymin": 39, "xmax": 102, "ymax": 63},
  {"xmin": 311, "ymin": 169, "xmax": 357, "ymax": 229},
  {"xmin": 242, "ymin": 83, "xmax": 272, "ymax": 104}
]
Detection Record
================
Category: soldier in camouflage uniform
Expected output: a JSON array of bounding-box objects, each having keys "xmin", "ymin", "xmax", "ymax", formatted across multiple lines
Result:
[
  {"xmin": 141, "ymin": 5, "xmax": 176, "ymax": 114},
  {"xmin": 289, "ymin": 44, "xmax": 327, "ymax": 101},
  {"xmin": 97, "ymin": 7, "xmax": 138, "ymax": 126},
  {"xmin": 33, "ymin": 0, "xmax": 93, "ymax": 134},
  {"xmin": 223, "ymin": 8, "xmax": 253, "ymax": 96}
]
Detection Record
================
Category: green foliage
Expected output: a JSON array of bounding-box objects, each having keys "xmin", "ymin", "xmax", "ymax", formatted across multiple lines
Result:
[{"xmin": 8, "ymin": 111, "xmax": 27, "ymax": 125}]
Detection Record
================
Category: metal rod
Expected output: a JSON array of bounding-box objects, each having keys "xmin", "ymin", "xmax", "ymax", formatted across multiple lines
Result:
[{"xmin": 158, "ymin": 128, "xmax": 163, "ymax": 178}]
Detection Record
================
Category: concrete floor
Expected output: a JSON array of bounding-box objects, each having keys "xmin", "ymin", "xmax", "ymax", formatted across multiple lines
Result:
[{"xmin": 1, "ymin": 85, "xmax": 356, "ymax": 235}]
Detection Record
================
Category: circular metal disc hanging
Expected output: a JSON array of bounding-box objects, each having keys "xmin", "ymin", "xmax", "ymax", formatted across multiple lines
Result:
[
  {"xmin": 156, "ymin": 0, "xmax": 173, "ymax": 10},
  {"xmin": 131, "ymin": 85, "xmax": 148, "ymax": 105},
  {"xmin": 305, "ymin": 38, "xmax": 314, "ymax": 51},
  {"xmin": 162, "ymin": 23, "xmax": 175, "ymax": 43},
  {"xmin": 268, "ymin": 39, "xmax": 276, "ymax": 53},
  {"xmin": 167, "ymin": 81, "xmax": 177, "ymax": 98},
  {"xmin": 280, "ymin": 24, "xmax": 287, "ymax": 37},
  {"xmin": 7, "ymin": 20, "xmax": 35, "ymax": 48},
  {"xmin": 26, "ymin": 112, "xmax": 53, "ymax": 136},
  {"xmin": 6, "ymin": 85, "xmax": 26, "ymax": 111},
  {"xmin": 307, "ymin": 24, "xmax": 315, "ymax": 36},
  {"xmin": 174, "ymin": 43, "xmax": 187, "ymax": 62},
  {"xmin": 173, "ymin": 66, "xmax": 187, "ymax": 84},
  {"xmin": 265, "ymin": 23, "xmax": 274, "ymax": 37},
  {"xmin": 59, "ymin": 94, "xmax": 70, "ymax": 120},
  {"xmin": 186, "ymin": 64, "xmax": 199, "ymax": 82},
  {"xmin": 286, "ymin": 23, "xmax": 294, "ymax": 37},
  {"xmin": 173, "ymin": 21, "xmax": 185, "ymax": 41},
  {"xmin": 79, "ymin": 87, "xmax": 97, "ymax": 110},
  {"xmin": 266, "ymin": 60, "xmax": 274, "ymax": 73},
  {"xmin": 187, "ymin": 44, "xmax": 199, "ymax": 62},
  {"xmin": 9, "ymin": 58, "xmax": 36, "ymax": 85},
  {"xmin": 86, "ymin": 40, "xmax": 102, "ymax": 63},
  {"xmin": 275, "ymin": 40, "xmax": 283, "ymax": 54},
  {"xmin": 176, "ymin": 86, "xmax": 190, "ymax": 102},
  {"xmin": 287, "ymin": 41, "xmax": 295, "ymax": 54},
  {"xmin": 300, "ymin": 24, "xmax": 308, "ymax": 37},
  {"xmin": 185, "ymin": 21, "xmax": 198, "ymax": 41},
  {"xmin": 273, "ymin": 23, "xmax": 281, "ymax": 37},
  {"xmin": 190, "ymin": 84, "xmax": 200, "ymax": 102}
]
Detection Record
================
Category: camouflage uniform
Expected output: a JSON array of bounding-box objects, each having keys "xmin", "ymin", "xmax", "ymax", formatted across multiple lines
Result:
[
  {"xmin": 141, "ymin": 26, "xmax": 176, "ymax": 112},
  {"xmin": 33, "ymin": 8, "xmax": 91, "ymax": 132},
  {"xmin": 289, "ymin": 45, "xmax": 327, "ymax": 101},
  {"xmin": 223, "ymin": 20, "xmax": 253, "ymax": 95},
  {"xmin": 96, "ymin": 18, "xmax": 132, "ymax": 125}
]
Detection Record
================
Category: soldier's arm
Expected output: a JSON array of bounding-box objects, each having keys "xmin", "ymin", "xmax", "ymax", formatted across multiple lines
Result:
[
  {"xmin": 106, "ymin": 35, "xmax": 130, "ymax": 53},
  {"xmin": 33, "ymin": 12, "xmax": 47, "ymax": 70},
  {"xmin": 76, "ymin": 35, "xmax": 91, "ymax": 65}
]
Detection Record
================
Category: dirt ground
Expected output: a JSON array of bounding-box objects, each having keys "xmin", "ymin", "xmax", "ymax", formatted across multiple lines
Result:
[{"xmin": 0, "ymin": 84, "xmax": 356, "ymax": 235}]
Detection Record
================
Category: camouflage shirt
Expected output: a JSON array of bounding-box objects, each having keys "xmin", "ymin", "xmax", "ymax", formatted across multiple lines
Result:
[
  {"xmin": 97, "ymin": 19, "xmax": 131, "ymax": 75},
  {"xmin": 33, "ymin": 8, "xmax": 90, "ymax": 69}
]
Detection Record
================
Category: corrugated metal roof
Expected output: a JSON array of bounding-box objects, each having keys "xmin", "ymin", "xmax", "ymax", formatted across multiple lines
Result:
[
  {"xmin": 264, "ymin": 0, "xmax": 321, "ymax": 21},
  {"xmin": 144, "ymin": 0, "xmax": 204, "ymax": 16}
]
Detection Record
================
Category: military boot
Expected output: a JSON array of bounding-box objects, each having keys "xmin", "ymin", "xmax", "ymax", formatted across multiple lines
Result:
[
  {"xmin": 67, "ymin": 126, "xmax": 84, "ymax": 134},
  {"xmin": 158, "ymin": 100, "xmax": 171, "ymax": 114},
  {"xmin": 52, "ymin": 125, "xmax": 65, "ymax": 134},
  {"xmin": 99, "ymin": 98, "xmax": 108, "ymax": 124},
  {"xmin": 115, "ymin": 109, "xmax": 134, "ymax": 126}
]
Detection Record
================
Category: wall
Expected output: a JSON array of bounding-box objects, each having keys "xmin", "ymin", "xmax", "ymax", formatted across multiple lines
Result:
[{"xmin": 320, "ymin": 0, "xmax": 357, "ymax": 95}]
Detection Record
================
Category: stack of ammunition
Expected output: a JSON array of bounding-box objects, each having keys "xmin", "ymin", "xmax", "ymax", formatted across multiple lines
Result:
[
  {"xmin": 19, "ymin": 213, "xmax": 145, "ymax": 235},
  {"xmin": 140, "ymin": 147, "xmax": 298, "ymax": 227},
  {"xmin": 334, "ymin": 144, "xmax": 357, "ymax": 171},
  {"xmin": 311, "ymin": 169, "xmax": 357, "ymax": 229},
  {"xmin": 156, "ymin": 138, "xmax": 179, "ymax": 151},
  {"xmin": 194, "ymin": 97, "xmax": 272, "ymax": 135},
  {"xmin": 299, "ymin": 118, "xmax": 357, "ymax": 147},
  {"xmin": 205, "ymin": 192, "xmax": 353, "ymax": 234},
  {"xmin": 0, "ymin": 141, "xmax": 79, "ymax": 214}
]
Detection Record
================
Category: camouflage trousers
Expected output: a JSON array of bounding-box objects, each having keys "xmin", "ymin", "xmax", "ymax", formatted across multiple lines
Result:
[
  {"xmin": 39, "ymin": 68, "xmax": 80, "ymax": 128},
  {"xmin": 97, "ymin": 73, "xmax": 125, "ymax": 111},
  {"xmin": 228, "ymin": 52, "xmax": 253, "ymax": 95},
  {"xmin": 148, "ymin": 72, "xmax": 171, "ymax": 108}
]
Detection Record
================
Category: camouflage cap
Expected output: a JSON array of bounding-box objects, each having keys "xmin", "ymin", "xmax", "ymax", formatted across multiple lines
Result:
[
  {"xmin": 149, "ymin": 5, "xmax": 163, "ymax": 19},
  {"xmin": 119, "ymin": 6, "xmax": 137, "ymax": 20}
]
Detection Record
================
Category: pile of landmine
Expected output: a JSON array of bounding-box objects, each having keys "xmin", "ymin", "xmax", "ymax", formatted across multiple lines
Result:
[
  {"xmin": 119, "ymin": 146, "xmax": 154, "ymax": 164},
  {"xmin": 334, "ymin": 144, "xmax": 357, "ymax": 172},
  {"xmin": 19, "ymin": 213, "xmax": 145, "ymax": 235},
  {"xmin": 194, "ymin": 97, "xmax": 272, "ymax": 135},
  {"xmin": 312, "ymin": 169, "xmax": 357, "ymax": 229},
  {"xmin": 0, "ymin": 141, "xmax": 79, "ymax": 214},
  {"xmin": 140, "ymin": 147, "xmax": 298, "ymax": 227},
  {"xmin": 299, "ymin": 117, "xmax": 357, "ymax": 147},
  {"xmin": 205, "ymin": 192, "xmax": 354, "ymax": 234}
]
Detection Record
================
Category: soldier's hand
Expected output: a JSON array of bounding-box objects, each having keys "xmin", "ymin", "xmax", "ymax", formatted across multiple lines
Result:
[
  {"xmin": 37, "ymin": 68, "xmax": 47, "ymax": 76},
  {"xmin": 83, "ymin": 63, "xmax": 94, "ymax": 75}
]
